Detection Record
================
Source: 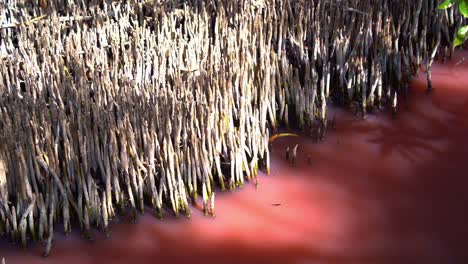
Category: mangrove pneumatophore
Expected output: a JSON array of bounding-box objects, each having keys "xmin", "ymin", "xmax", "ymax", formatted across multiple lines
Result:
[{"xmin": 0, "ymin": 0, "xmax": 465, "ymax": 256}]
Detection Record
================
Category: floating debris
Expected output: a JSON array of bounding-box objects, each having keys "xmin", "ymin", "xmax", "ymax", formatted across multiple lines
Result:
[
  {"xmin": 0, "ymin": 0, "xmax": 464, "ymax": 254},
  {"xmin": 269, "ymin": 133, "xmax": 299, "ymax": 143}
]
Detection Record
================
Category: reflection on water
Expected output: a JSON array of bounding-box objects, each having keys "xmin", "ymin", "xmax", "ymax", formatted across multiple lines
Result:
[{"xmin": 1, "ymin": 51, "xmax": 468, "ymax": 264}]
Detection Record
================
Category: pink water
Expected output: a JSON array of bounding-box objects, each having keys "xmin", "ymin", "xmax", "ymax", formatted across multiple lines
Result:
[{"xmin": 1, "ymin": 52, "xmax": 468, "ymax": 264}]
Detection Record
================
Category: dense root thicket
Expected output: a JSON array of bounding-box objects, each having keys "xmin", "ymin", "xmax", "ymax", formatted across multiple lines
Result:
[{"xmin": 0, "ymin": 0, "xmax": 465, "ymax": 255}]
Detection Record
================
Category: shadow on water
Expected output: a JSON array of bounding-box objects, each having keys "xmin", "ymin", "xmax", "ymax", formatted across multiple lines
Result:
[
  {"xmin": 268, "ymin": 51, "xmax": 468, "ymax": 263},
  {"xmin": 1, "ymin": 52, "xmax": 468, "ymax": 264}
]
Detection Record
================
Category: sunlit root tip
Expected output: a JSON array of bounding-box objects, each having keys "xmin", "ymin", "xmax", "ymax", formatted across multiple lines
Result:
[
  {"xmin": 43, "ymin": 247, "xmax": 52, "ymax": 258},
  {"xmin": 285, "ymin": 147, "xmax": 290, "ymax": 161},
  {"xmin": 208, "ymin": 193, "xmax": 215, "ymax": 217},
  {"xmin": 269, "ymin": 133, "xmax": 299, "ymax": 143},
  {"xmin": 104, "ymin": 229, "xmax": 110, "ymax": 239},
  {"xmin": 131, "ymin": 209, "xmax": 138, "ymax": 223},
  {"xmin": 31, "ymin": 233, "xmax": 37, "ymax": 242},
  {"xmin": 155, "ymin": 207, "xmax": 163, "ymax": 220},
  {"xmin": 184, "ymin": 208, "xmax": 192, "ymax": 218},
  {"xmin": 203, "ymin": 200, "xmax": 209, "ymax": 216},
  {"xmin": 331, "ymin": 114, "xmax": 337, "ymax": 130},
  {"xmin": 85, "ymin": 230, "xmax": 93, "ymax": 240},
  {"xmin": 190, "ymin": 195, "xmax": 196, "ymax": 206},
  {"xmin": 315, "ymin": 126, "xmax": 321, "ymax": 143},
  {"xmin": 119, "ymin": 201, "xmax": 126, "ymax": 212},
  {"xmin": 173, "ymin": 209, "xmax": 180, "ymax": 219},
  {"xmin": 270, "ymin": 122, "xmax": 277, "ymax": 132},
  {"xmin": 320, "ymin": 120, "xmax": 327, "ymax": 141},
  {"xmin": 291, "ymin": 144, "xmax": 298, "ymax": 166},
  {"xmin": 220, "ymin": 181, "xmax": 226, "ymax": 191}
]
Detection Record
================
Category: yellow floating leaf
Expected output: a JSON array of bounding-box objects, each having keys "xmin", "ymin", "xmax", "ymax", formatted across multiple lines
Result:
[{"xmin": 269, "ymin": 133, "xmax": 299, "ymax": 142}]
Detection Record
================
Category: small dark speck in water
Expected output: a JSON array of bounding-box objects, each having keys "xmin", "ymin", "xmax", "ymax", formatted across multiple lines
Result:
[{"xmin": 271, "ymin": 203, "xmax": 282, "ymax": 206}]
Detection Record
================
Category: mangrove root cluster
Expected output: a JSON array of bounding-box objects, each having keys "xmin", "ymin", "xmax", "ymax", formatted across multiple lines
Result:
[{"xmin": 0, "ymin": 0, "xmax": 464, "ymax": 255}]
